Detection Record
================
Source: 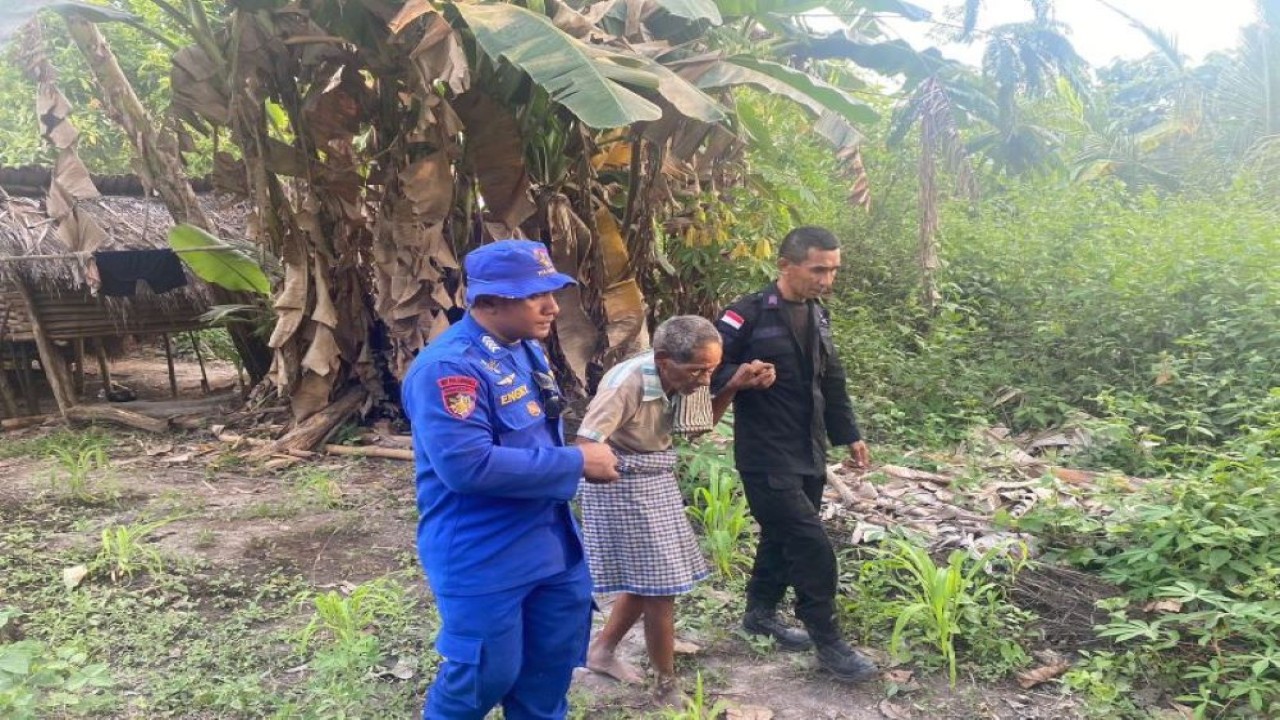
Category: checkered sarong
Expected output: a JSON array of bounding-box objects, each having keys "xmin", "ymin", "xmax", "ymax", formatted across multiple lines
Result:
[{"xmin": 579, "ymin": 449, "xmax": 709, "ymax": 596}]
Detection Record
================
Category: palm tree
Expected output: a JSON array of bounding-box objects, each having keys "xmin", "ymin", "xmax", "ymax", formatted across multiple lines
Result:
[{"xmin": 1209, "ymin": 0, "xmax": 1280, "ymax": 188}]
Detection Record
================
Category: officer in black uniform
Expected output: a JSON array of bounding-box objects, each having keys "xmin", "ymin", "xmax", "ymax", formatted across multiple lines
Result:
[{"xmin": 711, "ymin": 226, "xmax": 877, "ymax": 683}]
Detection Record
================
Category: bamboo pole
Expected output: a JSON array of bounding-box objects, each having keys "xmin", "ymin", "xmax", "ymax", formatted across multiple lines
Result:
[
  {"xmin": 162, "ymin": 333, "xmax": 178, "ymax": 397},
  {"xmin": 17, "ymin": 345, "xmax": 39, "ymax": 414},
  {"xmin": 0, "ymin": 366, "xmax": 18, "ymax": 418},
  {"xmin": 73, "ymin": 338, "xmax": 85, "ymax": 398},
  {"xmin": 2, "ymin": 414, "xmax": 52, "ymax": 431},
  {"xmin": 14, "ymin": 278, "xmax": 74, "ymax": 417},
  {"xmin": 189, "ymin": 331, "xmax": 210, "ymax": 393},
  {"xmin": 94, "ymin": 339, "xmax": 112, "ymax": 394},
  {"xmin": 321, "ymin": 444, "xmax": 413, "ymax": 461}
]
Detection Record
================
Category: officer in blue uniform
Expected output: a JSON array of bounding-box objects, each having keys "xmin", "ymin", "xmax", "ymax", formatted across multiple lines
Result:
[{"xmin": 403, "ymin": 239, "xmax": 620, "ymax": 719}]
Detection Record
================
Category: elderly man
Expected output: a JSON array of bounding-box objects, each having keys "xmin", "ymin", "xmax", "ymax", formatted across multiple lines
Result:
[
  {"xmin": 577, "ymin": 315, "xmax": 770, "ymax": 706},
  {"xmin": 402, "ymin": 239, "xmax": 620, "ymax": 719}
]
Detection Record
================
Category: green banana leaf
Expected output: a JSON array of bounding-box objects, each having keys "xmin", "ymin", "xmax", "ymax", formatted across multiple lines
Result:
[
  {"xmin": 712, "ymin": 0, "xmax": 927, "ymax": 21},
  {"xmin": 453, "ymin": 2, "xmax": 662, "ymax": 129},
  {"xmin": 649, "ymin": 0, "xmax": 723, "ymax": 24},
  {"xmin": 591, "ymin": 48, "xmax": 728, "ymax": 123},
  {"xmin": 0, "ymin": 0, "xmax": 169, "ymax": 49},
  {"xmin": 695, "ymin": 55, "xmax": 878, "ymax": 126},
  {"xmin": 168, "ymin": 224, "xmax": 271, "ymax": 297}
]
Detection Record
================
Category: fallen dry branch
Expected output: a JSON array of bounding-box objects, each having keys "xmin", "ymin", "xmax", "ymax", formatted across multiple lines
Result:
[
  {"xmin": 67, "ymin": 404, "xmax": 169, "ymax": 433},
  {"xmin": 825, "ymin": 464, "xmax": 858, "ymax": 505},
  {"xmin": 216, "ymin": 432, "xmax": 412, "ymax": 462},
  {"xmin": 1016, "ymin": 661, "xmax": 1072, "ymax": 689},
  {"xmin": 250, "ymin": 387, "xmax": 367, "ymax": 458},
  {"xmin": 2, "ymin": 414, "xmax": 54, "ymax": 431},
  {"xmin": 322, "ymin": 444, "xmax": 413, "ymax": 461}
]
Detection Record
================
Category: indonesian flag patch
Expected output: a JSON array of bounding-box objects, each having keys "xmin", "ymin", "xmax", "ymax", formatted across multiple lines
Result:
[
  {"xmin": 438, "ymin": 375, "xmax": 479, "ymax": 419},
  {"xmin": 720, "ymin": 309, "xmax": 745, "ymax": 330}
]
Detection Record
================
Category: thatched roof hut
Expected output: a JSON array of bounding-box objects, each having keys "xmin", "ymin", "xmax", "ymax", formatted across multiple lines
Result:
[{"xmin": 0, "ymin": 175, "xmax": 250, "ymax": 416}]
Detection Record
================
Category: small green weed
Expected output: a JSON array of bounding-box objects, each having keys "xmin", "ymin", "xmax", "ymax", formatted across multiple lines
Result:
[
  {"xmin": 96, "ymin": 517, "xmax": 175, "ymax": 581},
  {"xmin": 294, "ymin": 577, "xmax": 409, "ymax": 653},
  {"xmin": 36, "ymin": 430, "xmax": 115, "ymax": 502},
  {"xmin": 660, "ymin": 671, "xmax": 728, "ymax": 719},
  {"xmin": 193, "ymin": 529, "xmax": 217, "ymax": 549},
  {"xmin": 236, "ymin": 502, "xmax": 300, "ymax": 520},
  {"xmin": 291, "ymin": 467, "xmax": 346, "ymax": 509},
  {"xmin": 49, "ymin": 446, "xmax": 109, "ymax": 501}
]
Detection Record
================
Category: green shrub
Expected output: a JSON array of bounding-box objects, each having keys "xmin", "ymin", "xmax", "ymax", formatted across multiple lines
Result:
[
  {"xmin": 1032, "ymin": 397, "xmax": 1280, "ymax": 717},
  {"xmin": 0, "ymin": 609, "xmax": 114, "ymax": 719},
  {"xmin": 830, "ymin": 180, "xmax": 1280, "ymax": 459}
]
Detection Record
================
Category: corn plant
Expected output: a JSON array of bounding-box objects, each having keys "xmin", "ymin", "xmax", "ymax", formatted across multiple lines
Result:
[
  {"xmin": 46, "ymin": 435, "xmax": 111, "ymax": 502},
  {"xmin": 96, "ymin": 518, "xmax": 174, "ymax": 581},
  {"xmin": 685, "ymin": 457, "xmax": 750, "ymax": 577},
  {"xmin": 879, "ymin": 538, "xmax": 1023, "ymax": 686},
  {"xmin": 659, "ymin": 672, "xmax": 729, "ymax": 720},
  {"xmin": 295, "ymin": 578, "xmax": 406, "ymax": 653},
  {"xmin": 48, "ymin": 445, "xmax": 108, "ymax": 502}
]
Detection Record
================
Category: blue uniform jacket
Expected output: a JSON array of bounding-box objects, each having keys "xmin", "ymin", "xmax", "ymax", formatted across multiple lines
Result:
[{"xmin": 402, "ymin": 314, "xmax": 586, "ymax": 596}]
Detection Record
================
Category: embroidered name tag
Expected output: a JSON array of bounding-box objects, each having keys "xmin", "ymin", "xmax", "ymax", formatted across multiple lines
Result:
[{"xmin": 500, "ymin": 385, "xmax": 530, "ymax": 405}]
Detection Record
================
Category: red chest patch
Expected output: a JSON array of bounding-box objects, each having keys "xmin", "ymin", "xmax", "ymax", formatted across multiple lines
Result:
[{"xmin": 438, "ymin": 375, "xmax": 479, "ymax": 419}]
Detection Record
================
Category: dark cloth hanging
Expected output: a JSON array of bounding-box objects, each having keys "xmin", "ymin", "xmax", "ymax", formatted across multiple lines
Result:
[{"xmin": 93, "ymin": 249, "xmax": 188, "ymax": 297}]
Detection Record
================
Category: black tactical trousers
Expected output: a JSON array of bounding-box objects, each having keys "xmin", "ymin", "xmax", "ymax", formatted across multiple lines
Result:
[{"xmin": 740, "ymin": 472, "xmax": 840, "ymax": 644}]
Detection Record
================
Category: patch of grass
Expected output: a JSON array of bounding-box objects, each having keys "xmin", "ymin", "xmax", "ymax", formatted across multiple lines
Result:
[
  {"xmin": 204, "ymin": 450, "xmax": 246, "ymax": 479},
  {"xmin": 290, "ymin": 467, "xmax": 347, "ymax": 510},
  {"xmin": 676, "ymin": 580, "xmax": 748, "ymax": 649},
  {"xmin": 31, "ymin": 429, "xmax": 117, "ymax": 503},
  {"xmin": 236, "ymin": 501, "xmax": 301, "ymax": 520},
  {"xmin": 96, "ymin": 517, "xmax": 176, "ymax": 581},
  {"xmin": 0, "ymin": 609, "xmax": 115, "ymax": 719},
  {"xmin": 0, "ymin": 427, "xmax": 113, "ymax": 461},
  {"xmin": 193, "ymin": 529, "xmax": 217, "ymax": 549}
]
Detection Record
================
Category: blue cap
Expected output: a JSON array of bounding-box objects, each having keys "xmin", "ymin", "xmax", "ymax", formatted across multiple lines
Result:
[{"xmin": 463, "ymin": 239, "xmax": 577, "ymax": 305}]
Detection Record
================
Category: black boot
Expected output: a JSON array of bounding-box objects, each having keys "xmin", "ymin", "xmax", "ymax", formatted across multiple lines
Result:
[
  {"xmin": 742, "ymin": 607, "xmax": 813, "ymax": 651},
  {"xmin": 814, "ymin": 639, "xmax": 878, "ymax": 682}
]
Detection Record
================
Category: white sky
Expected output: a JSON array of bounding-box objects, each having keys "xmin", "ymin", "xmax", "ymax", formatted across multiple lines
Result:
[{"xmin": 875, "ymin": 0, "xmax": 1259, "ymax": 67}]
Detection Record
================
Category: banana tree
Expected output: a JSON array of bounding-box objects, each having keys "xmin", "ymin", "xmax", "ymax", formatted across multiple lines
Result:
[
  {"xmin": 12, "ymin": 0, "xmax": 940, "ymax": 440},
  {"xmin": 163, "ymin": 0, "xmax": 938, "ymax": 425}
]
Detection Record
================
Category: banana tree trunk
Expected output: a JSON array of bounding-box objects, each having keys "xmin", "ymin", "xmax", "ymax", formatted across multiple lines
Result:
[{"xmin": 62, "ymin": 16, "xmax": 271, "ymax": 383}]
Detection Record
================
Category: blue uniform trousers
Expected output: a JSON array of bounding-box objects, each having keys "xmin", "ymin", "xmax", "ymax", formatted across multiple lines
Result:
[{"xmin": 425, "ymin": 561, "xmax": 592, "ymax": 719}]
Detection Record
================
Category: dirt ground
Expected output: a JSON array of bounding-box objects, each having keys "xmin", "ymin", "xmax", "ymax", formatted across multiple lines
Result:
[{"xmin": 0, "ymin": 355, "xmax": 1087, "ymax": 719}]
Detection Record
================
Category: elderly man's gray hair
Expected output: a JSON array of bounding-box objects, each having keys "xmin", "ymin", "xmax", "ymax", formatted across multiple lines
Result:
[{"xmin": 652, "ymin": 315, "xmax": 721, "ymax": 362}]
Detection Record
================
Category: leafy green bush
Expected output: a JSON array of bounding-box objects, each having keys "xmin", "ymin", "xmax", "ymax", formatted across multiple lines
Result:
[
  {"xmin": 1031, "ymin": 395, "xmax": 1280, "ymax": 717},
  {"xmin": 0, "ymin": 609, "xmax": 114, "ymax": 719},
  {"xmin": 830, "ymin": 179, "xmax": 1280, "ymax": 458}
]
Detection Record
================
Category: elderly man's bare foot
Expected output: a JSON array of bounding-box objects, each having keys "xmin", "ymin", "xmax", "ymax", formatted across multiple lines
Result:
[
  {"xmin": 653, "ymin": 675, "xmax": 688, "ymax": 710},
  {"xmin": 586, "ymin": 642, "xmax": 644, "ymax": 685}
]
